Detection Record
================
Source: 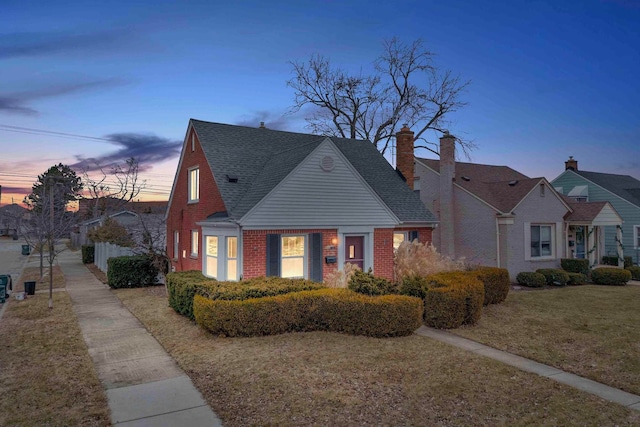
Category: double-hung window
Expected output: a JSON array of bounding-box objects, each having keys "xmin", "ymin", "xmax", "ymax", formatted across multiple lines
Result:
[
  {"xmin": 173, "ymin": 231, "xmax": 179, "ymax": 259},
  {"xmin": 531, "ymin": 225, "xmax": 552, "ymax": 258},
  {"xmin": 188, "ymin": 167, "xmax": 199, "ymax": 203},
  {"xmin": 227, "ymin": 237, "xmax": 238, "ymax": 281},
  {"xmin": 191, "ymin": 230, "xmax": 199, "ymax": 257},
  {"xmin": 206, "ymin": 236, "xmax": 218, "ymax": 279},
  {"xmin": 635, "ymin": 225, "xmax": 640, "ymax": 249},
  {"xmin": 281, "ymin": 235, "xmax": 305, "ymax": 278},
  {"xmin": 393, "ymin": 232, "xmax": 406, "ymax": 250}
]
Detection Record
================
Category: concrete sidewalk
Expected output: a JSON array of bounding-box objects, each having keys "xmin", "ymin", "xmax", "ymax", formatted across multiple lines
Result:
[
  {"xmin": 416, "ymin": 326, "xmax": 640, "ymax": 412},
  {"xmin": 57, "ymin": 250, "xmax": 222, "ymax": 426}
]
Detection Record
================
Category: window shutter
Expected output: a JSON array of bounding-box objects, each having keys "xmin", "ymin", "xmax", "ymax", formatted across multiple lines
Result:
[
  {"xmin": 409, "ymin": 230, "xmax": 419, "ymax": 242},
  {"xmin": 524, "ymin": 222, "xmax": 531, "ymax": 261},
  {"xmin": 309, "ymin": 233, "xmax": 323, "ymax": 282},
  {"xmin": 266, "ymin": 234, "xmax": 280, "ymax": 277}
]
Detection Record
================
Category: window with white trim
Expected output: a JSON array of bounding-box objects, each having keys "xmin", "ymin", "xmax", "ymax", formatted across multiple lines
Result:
[
  {"xmin": 206, "ymin": 236, "xmax": 218, "ymax": 279},
  {"xmin": 531, "ymin": 225, "xmax": 552, "ymax": 258},
  {"xmin": 393, "ymin": 232, "xmax": 406, "ymax": 250},
  {"xmin": 635, "ymin": 225, "xmax": 640, "ymax": 249},
  {"xmin": 281, "ymin": 235, "xmax": 306, "ymax": 278},
  {"xmin": 173, "ymin": 230, "xmax": 179, "ymax": 259},
  {"xmin": 188, "ymin": 167, "xmax": 199, "ymax": 203},
  {"xmin": 227, "ymin": 237, "xmax": 238, "ymax": 281},
  {"xmin": 191, "ymin": 230, "xmax": 199, "ymax": 257}
]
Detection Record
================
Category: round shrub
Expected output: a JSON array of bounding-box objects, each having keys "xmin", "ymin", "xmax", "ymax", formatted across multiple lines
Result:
[
  {"xmin": 626, "ymin": 266, "xmax": 640, "ymax": 280},
  {"xmin": 472, "ymin": 266, "xmax": 510, "ymax": 305},
  {"xmin": 560, "ymin": 258, "xmax": 589, "ymax": 274},
  {"xmin": 348, "ymin": 269, "xmax": 398, "ymax": 296},
  {"xmin": 516, "ymin": 272, "xmax": 546, "ymax": 287},
  {"xmin": 536, "ymin": 268, "xmax": 570, "ymax": 286},
  {"xmin": 591, "ymin": 267, "xmax": 632, "ymax": 286},
  {"xmin": 399, "ymin": 276, "xmax": 429, "ymax": 299},
  {"xmin": 566, "ymin": 272, "xmax": 588, "ymax": 286},
  {"xmin": 423, "ymin": 271, "xmax": 484, "ymax": 329}
]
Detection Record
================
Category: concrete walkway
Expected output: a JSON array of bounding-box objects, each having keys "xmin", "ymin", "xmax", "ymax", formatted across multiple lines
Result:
[
  {"xmin": 57, "ymin": 250, "xmax": 222, "ymax": 426},
  {"xmin": 416, "ymin": 325, "xmax": 640, "ymax": 412}
]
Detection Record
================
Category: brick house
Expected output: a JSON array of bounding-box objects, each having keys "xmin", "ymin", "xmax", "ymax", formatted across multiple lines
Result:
[
  {"xmin": 405, "ymin": 130, "xmax": 623, "ymax": 278},
  {"xmin": 166, "ymin": 120, "xmax": 437, "ymax": 282}
]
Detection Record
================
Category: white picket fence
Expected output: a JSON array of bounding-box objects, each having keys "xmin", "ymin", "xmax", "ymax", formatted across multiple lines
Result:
[{"xmin": 94, "ymin": 242, "xmax": 134, "ymax": 273}]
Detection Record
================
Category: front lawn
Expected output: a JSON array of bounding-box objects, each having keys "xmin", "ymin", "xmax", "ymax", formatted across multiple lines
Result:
[
  {"xmin": 454, "ymin": 285, "xmax": 640, "ymax": 395},
  {"xmin": 114, "ymin": 287, "xmax": 640, "ymax": 426}
]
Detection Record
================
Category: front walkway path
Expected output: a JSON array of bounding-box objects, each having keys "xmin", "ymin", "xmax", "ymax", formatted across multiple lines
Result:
[
  {"xmin": 57, "ymin": 250, "xmax": 222, "ymax": 426},
  {"xmin": 416, "ymin": 326, "xmax": 640, "ymax": 412}
]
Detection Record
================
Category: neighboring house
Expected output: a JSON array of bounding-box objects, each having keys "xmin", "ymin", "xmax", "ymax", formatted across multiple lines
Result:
[
  {"xmin": 552, "ymin": 157, "xmax": 640, "ymax": 265},
  {"xmin": 0, "ymin": 204, "xmax": 28, "ymax": 237},
  {"xmin": 406, "ymin": 130, "xmax": 623, "ymax": 278},
  {"xmin": 166, "ymin": 120, "xmax": 437, "ymax": 282}
]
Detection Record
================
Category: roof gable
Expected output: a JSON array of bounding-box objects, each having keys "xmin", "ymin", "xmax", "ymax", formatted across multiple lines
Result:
[
  {"xmin": 574, "ymin": 170, "xmax": 640, "ymax": 208},
  {"xmin": 191, "ymin": 119, "xmax": 435, "ymax": 224},
  {"xmin": 241, "ymin": 139, "xmax": 399, "ymax": 227}
]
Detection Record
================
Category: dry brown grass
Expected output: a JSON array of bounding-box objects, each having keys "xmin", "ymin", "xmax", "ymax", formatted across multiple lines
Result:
[
  {"xmin": 0, "ymin": 287, "xmax": 110, "ymax": 425},
  {"xmin": 115, "ymin": 287, "xmax": 640, "ymax": 426},
  {"xmin": 454, "ymin": 285, "xmax": 640, "ymax": 395},
  {"xmin": 18, "ymin": 266, "xmax": 66, "ymax": 290}
]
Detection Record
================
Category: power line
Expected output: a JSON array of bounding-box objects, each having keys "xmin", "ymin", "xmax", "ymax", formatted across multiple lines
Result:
[{"xmin": 0, "ymin": 124, "xmax": 111, "ymax": 142}]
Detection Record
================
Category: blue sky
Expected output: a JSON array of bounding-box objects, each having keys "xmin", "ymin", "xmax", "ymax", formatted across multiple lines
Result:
[{"xmin": 1, "ymin": 0, "xmax": 638, "ymax": 206}]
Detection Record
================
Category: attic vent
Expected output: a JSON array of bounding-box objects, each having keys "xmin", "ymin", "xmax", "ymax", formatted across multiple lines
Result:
[
  {"xmin": 508, "ymin": 180, "xmax": 519, "ymax": 186},
  {"xmin": 226, "ymin": 174, "xmax": 238, "ymax": 183},
  {"xmin": 461, "ymin": 176, "xmax": 471, "ymax": 181},
  {"xmin": 320, "ymin": 155, "xmax": 335, "ymax": 172}
]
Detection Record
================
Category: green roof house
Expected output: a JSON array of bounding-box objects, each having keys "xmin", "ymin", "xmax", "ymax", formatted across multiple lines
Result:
[{"xmin": 552, "ymin": 157, "xmax": 640, "ymax": 266}]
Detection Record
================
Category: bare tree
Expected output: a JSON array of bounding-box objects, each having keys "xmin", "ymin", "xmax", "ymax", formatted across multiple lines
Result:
[
  {"xmin": 81, "ymin": 157, "xmax": 145, "ymax": 219},
  {"xmin": 129, "ymin": 211, "xmax": 169, "ymax": 292},
  {"xmin": 288, "ymin": 37, "xmax": 475, "ymax": 158}
]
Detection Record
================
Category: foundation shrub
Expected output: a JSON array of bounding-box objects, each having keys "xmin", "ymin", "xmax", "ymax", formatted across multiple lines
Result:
[
  {"xmin": 626, "ymin": 266, "xmax": 640, "ymax": 280},
  {"xmin": 394, "ymin": 240, "xmax": 465, "ymax": 282},
  {"xmin": 81, "ymin": 245, "xmax": 95, "ymax": 264},
  {"xmin": 566, "ymin": 272, "xmax": 589, "ymax": 285},
  {"xmin": 561, "ymin": 258, "xmax": 590, "ymax": 274},
  {"xmin": 107, "ymin": 255, "xmax": 159, "ymax": 289},
  {"xmin": 516, "ymin": 272, "xmax": 546, "ymax": 288},
  {"xmin": 601, "ymin": 256, "xmax": 633, "ymax": 268},
  {"xmin": 166, "ymin": 272, "xmax": 324, "ymax": 320},
  {"xmin": 591, "ymin": 267, "xmax": 632, "ymax": 286},
  {"xmin": 398, "ymin": 275, "xmax": 430, "ymax": 299},
  {"xmin": 324, "ymin": 262, "xmax": 359, "ymax": 288},
  {"xmin": 536, "ymin": 268, "xmax": 570, "ymax": 286},
  {"xmin": 193, "ymin": 289, "xmax": 423, "ymax": 338},
  {"xmin": 348, "ymin": 269, "xmax": 399, "ymax": 296},
  {"xmin": 471, "ymin": 266, "xmax": 510, "ymax": 305},
  {"xmin": 422, "ymin": 272, "xmax": 484, "ymax": 329}
]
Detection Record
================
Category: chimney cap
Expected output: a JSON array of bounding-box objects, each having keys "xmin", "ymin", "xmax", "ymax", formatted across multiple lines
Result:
[
  {"xmin": 259, "ymin": 121, "xmax": 266, "ymax": 129},
  {"xmin": 440, "ymin": 130, "xmax": 455, "ymax": 139},
  {"xmin": 399, "ymin": 123, "xmax": 412, "ymax": 133}
]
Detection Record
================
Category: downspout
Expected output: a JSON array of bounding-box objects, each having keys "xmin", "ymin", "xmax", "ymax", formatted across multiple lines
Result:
[{"xmin": 495, "ymin": 217, "xmax": 500, "ymax": 268}]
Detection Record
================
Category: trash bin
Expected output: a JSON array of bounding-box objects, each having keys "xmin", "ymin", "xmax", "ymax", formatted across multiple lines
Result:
[
  {"xmin": 24, "ymin": 281, "xmax": 36, "ymax": 296},
  {"xmin": 21, "ymin": 245, "xmax": 30, "ymax": 256},
  {"xmin": 0, "ymin": 275, "xmax": 11, "ymax": 296},
  {"xmin": 0, "ymin": 283, "xmax": 5, "ymax": 303}
]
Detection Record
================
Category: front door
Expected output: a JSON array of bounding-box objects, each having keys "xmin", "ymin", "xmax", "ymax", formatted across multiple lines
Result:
[
  {"xmin": 345, "ymin": 236, "xmax": 364, "ymax": 270},
  {"xmin": 575, "ymin": 226, "xmax": 586, "ymax": 259}
]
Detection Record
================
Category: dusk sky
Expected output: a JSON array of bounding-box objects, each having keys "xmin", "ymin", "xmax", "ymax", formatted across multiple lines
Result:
[{"xmin": 1, "ymin": 0, "xmax": 638, "ymax": 207}]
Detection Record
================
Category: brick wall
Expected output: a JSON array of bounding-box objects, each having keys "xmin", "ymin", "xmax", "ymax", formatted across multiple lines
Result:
[
  {"xmin": 167, "ymin": 128, "xmax": 226, "ymax": 272},
  {"xmin": 242, "ymin": 229, "xmax": 338, "ymax": 280}
]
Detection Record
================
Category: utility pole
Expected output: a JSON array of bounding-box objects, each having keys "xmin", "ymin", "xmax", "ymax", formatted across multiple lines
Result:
[{"xmin": 48, "ymin": 177, "xmax": 55, "ymax": 309}]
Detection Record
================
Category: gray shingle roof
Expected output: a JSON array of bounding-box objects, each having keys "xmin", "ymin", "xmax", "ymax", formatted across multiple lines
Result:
[
  {"xmin": 191, "ymin": 119, "xmax": 435, "ymax": 223},
  {"xmin": 574, "ymin": 170, "xmax": 640, "ymax": 208}
]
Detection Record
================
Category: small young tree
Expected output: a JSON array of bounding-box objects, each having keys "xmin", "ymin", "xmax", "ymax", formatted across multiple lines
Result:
[
  {"xmin": 23, "ymin": 164, "xmax": 82, "ymax": 308},
  {"xmin": 129, "ymin": 212, "xmax": 169, "ymax": 292}
]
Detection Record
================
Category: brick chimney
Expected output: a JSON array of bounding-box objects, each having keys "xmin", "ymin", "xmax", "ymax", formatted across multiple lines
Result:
[
  {"xmin": 396, "ymin": 125, "xmax": 415, "ymax": 189},
  {"xmin": 565, "ymin": 156, "xmax": 578, "ymax": 171},
  {"xmin": 439, "ymin": 131, "xmax": 456, "ymax": 259}
]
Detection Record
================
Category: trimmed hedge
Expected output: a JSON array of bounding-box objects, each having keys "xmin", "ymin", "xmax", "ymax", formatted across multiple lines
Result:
[
  {"xmin": 422, "ymin": 272, "xmax": 484, "ymax": 329},
  {"xmin": 591, "ymin": 267, "xmax": 632, "ymax": 286},
  {"xmin": 626, "ymin": 266, "xmax": 640, "ymax": 280},
  {"xmin": 602, "ymin": 256, "xmax": 632, "ymax": 268},
  {"xmin": 348, "ymin": 269, "xmax": 398, "ymax": 296},
  {"xmin": 166, "ymin": 272, "xmax": 324, "ymax": 320},
  {"xmin": 81, "ymin": 245, "xmax": 95, "ymax": 264},
  {"xmin": 193, "ymin": 288, "xmax": 423, "ymax": 338},
  {"xmin": 516, "ymin": 272, "xmax": 546, "ymax": 287},
  {"xmin": 561, "ymin": 258, "xmax": 589, "ymax": 274},
  {"xmin": 472, "ymin": 266, "xmax": 510, "ymax": 305},
  {"xmin": 567, "ymin": 272, "xmax": 588, "ymax": 286},
  {"xmin": 536, "ymin": 268, "xmax": 570, "ymax": 286},
  {"xmin": 107, "ymin": 255, "xmax": 159, "ymax": 289}
]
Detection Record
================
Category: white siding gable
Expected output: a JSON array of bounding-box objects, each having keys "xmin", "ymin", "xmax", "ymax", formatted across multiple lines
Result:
[
  {"xmin": 592, "ymin": 203, "xmax": 623, "ymax": 227},
  {"xmin": 241, "ymin": 139, "xmax": 398, "ymax": 228}
]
